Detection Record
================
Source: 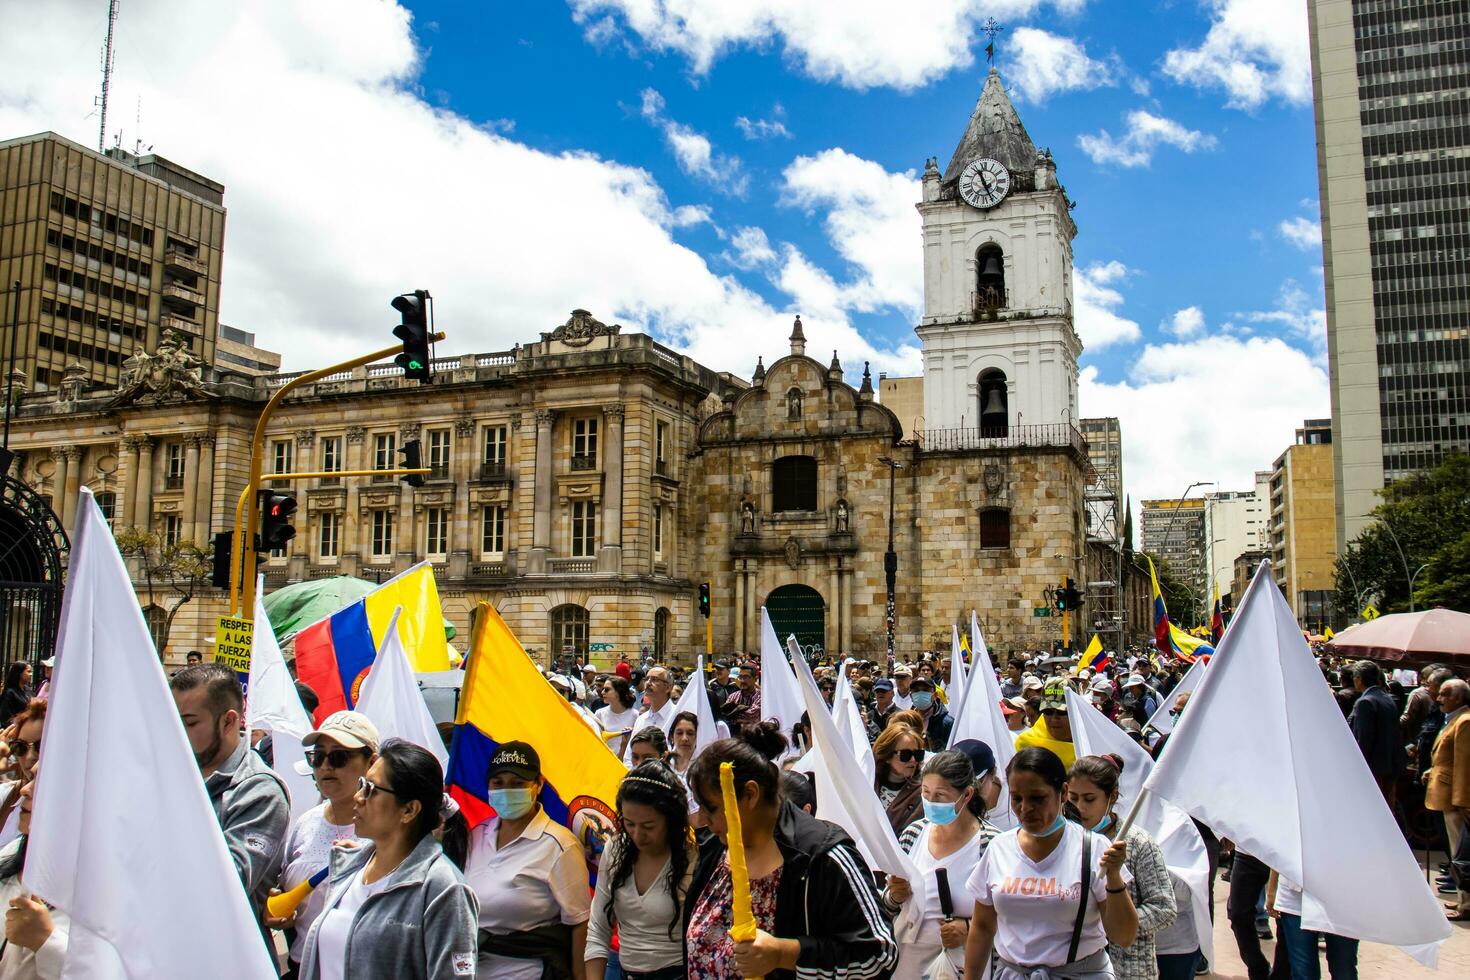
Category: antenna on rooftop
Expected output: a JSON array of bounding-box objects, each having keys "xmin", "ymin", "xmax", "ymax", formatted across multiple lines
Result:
[{"xmin": 96, "ymin": 0, "xmax": 120, "ymax": 152}]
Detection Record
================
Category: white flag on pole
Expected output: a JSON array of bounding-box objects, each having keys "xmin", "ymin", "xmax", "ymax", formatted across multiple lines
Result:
[
  {"xmin": 672, "ymin": 656, "xmax": 720, "ymax": 758},
  {"xmin": 758, "ymin": 607, "xmax": 804, "ymax": 735},
  {"xmin": 948, "ymin": 611, "xmax": 1015, "ymax": 828},
  {"xmin": 245, "ymin": 587, "xmax": 318, "ymax": 824},
  {"xmin": 948, "ymin": 625, "xmax": 967, "ymax": 712},
  {"xmin": 811, "ymin": 650, "xmax": 874, "ymax": 783},
  {"xmin": 28, "ymin": 489, "xmax": 276, "ymax": 979},
  {"xmin": 1065, "ymin": 688, "xmax": 1213, "ymax": 965},
  {"xmin": 789, "ymin": 649, "xmax": 926, "ymax": 942},
  {"xmin": 355, "ymin": 606, "xmax": 449, "ymax": 769},
  {"xmin": 1145, "ymin": 656, "xmax": 1205, "ymax": 737},
  {"xmin": 1144, "ymin": 561, "xmax": 1450, "ymax": 966}
]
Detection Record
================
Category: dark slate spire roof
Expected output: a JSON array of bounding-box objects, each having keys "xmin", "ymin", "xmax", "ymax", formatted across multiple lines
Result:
[{"xmin": 941, "ymin": 68, "xmax": 1038, "ymax": 184}]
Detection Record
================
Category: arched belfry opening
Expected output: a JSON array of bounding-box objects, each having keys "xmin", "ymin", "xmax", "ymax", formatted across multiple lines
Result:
[
  {"xmin": 978, "ymin": 368, "xmax": 1009, "ymax": 437},
  {"xmin": 975, "ymin": 243, "xmax": 1005, "ymax": 313}
]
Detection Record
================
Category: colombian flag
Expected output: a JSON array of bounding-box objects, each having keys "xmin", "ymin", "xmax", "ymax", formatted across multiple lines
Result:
[
  {"xmin": 1078, "ymin": 634, "xmax": 1110, "ymax": 673},
  {"xmin": 293, "ymin": 563, "xmax": 451, "ymax": 724},
  {"xmin": 1148, "ymin": 555, "xmax": 1215, "ymax": 665},
  {"xmin": 447, "ymin": 602, "xmax": 625, "ymax": 850},
  {"xmin": 1210, "ymin": 583, "xmax": 1225, "ymax": 644}
]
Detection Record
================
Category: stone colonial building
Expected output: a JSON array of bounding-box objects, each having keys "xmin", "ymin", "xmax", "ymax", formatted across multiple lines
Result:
[{"xmin": 3, "ymin": 68, "xmax": 1093, "ymax": 666}]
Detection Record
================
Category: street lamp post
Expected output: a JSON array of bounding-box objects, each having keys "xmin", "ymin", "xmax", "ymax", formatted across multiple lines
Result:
[
  {"xmin": 1380, "ymin": 520, "xmax": 1429, "ymax": 613},
  {"xmin": 1158, "ymin": 481, "xmax": 1213, "ymax": 627},
  {"xmin": 879, "ymin": 456, "xmax": 904, "ymax": 661}
]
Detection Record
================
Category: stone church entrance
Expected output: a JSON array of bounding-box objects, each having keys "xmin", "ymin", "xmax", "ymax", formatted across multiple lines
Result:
[{"xmin": 765, "ymin": 584, "xmax": 825, "ymax": 663}]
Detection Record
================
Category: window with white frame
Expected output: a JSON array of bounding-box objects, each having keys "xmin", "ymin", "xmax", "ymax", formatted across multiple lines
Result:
[
  {"xmin": 481, "ymin": 505, "xmax": 506, "ymax": 556},
  {"xmin": 165, "ymin": 442, "xmax": 185, "ymax": 488},
  {"xmin": 653, "ymin": 502, "xmax": 664, "ymax": 559},
  {"xmin": 318, "ymin": 513, "xmax": 340, "ymax": 560},
  {"xmin": 373, "ymin": 433, "xmax": 396, "ymax": 471},
  {"xmin": 320, "ymin": 437, "xmax": 342, "ymax": 482},
  {"xmin": 272, "ymin": 440, "xmax": 293, "ymax": 475},
  {"xmin": 655, "ymin": 420, "xmax": 669, "ymax": 475},
  {"xmin": 163, "ymin": 514, "xmax": 182, "ymax": 548},
  {"xmin": 572, "ymin": 417, "xmax": 598, "ymax": 468},
  {"xmin": 425, "ymin": 507, "xmax": 448, "ymax": 557},
  {"xmin": 427, "ymin": 430, "xmax": 451, "ymax": 480},
  {"xmin": 571, "ymin": 501, "xmax": 597, "ymax": 557},
  {"xmin": 371, "ymin": 510, "xmax": 394, "ymax": 558},
  {"xmin": 482, "ymin": 425, "xmax": 508, "ymax": 476}
]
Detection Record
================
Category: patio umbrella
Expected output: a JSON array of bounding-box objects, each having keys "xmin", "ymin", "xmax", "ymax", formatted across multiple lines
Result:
[
  {"xmin": 262, "ymin": 575, "xmax": 456, "ymax": 645},
  {"xmin": 1326, "ymin": 607, "xmax": 1470, "ymax": 665}
]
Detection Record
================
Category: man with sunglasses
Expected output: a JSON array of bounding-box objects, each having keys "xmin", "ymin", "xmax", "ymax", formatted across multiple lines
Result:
[
  {"xmin": 170, "ymin": 663, "xmax": 290, "ymax": 948},
  {"xmin": 270, "ymin": 710, "xmax": 379, "ymax": 978},
  {"xmin": 1012, "ymin": 680, "xmax": 1076, "ymax": 767}
]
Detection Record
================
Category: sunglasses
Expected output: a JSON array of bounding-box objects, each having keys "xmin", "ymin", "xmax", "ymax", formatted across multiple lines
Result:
[
  {"xmin": 896, "ymin": 748, "xmax": 925, "ymax": 763},
  {"xmin": 358, "ymin": 775, "xmax": 403, "ymax": 800},
  {"xmin": 308, "ymin": 747, "xmax": 369, "ymax": 770},
  {"xmin": 1042, "ymin": 709, "xmax": 1067, "ymax": 718},
  {"xmin": 9, "ymin": 738, "xmax": 38, "ymax": 757}
]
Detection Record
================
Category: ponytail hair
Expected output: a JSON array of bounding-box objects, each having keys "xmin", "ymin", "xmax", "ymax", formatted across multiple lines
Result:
[{"xmin": 687, "ymin": 722, "xmax": 785, "ymax": 812}]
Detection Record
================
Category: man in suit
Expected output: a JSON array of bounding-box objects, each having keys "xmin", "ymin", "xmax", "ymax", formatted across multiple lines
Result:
[
  {"xmin": 1348, "ymin": 660, "xmax": 1407, "ymax": 805},
  {"xmin": 1426, "ymin": 678, "xmax": 1470, "ymax": 920}
]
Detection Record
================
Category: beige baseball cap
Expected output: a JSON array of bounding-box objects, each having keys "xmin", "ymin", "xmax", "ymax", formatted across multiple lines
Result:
[{"xmin": 301, "ymin": 710, "xmax": 381, "ymax": 752}]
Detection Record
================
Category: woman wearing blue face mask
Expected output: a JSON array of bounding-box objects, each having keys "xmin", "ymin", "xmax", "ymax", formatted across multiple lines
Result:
[
  {"xmin": 1066, "ymin": 754, "xmax": 1177, "ymax": 980},
  {"xmin": 882, "ymin": 750, "xmax": 1000, "ymax": 979},
  {"xmin": 964, "ymin": 747, "xmax": 1137, "ymax": 979},
  {"xmin": 463, "ymin": 741, "xmax": 592, "ymax": 980}
]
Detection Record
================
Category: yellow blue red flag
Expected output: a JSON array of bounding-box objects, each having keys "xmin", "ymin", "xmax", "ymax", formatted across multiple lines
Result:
[
  {"xmin": 1078, "ymin": 634, "xmax": 1109, "ymax": 672},
  {"xmin": 1148, "ymin": 556, "xmax": 1215, "ymax": 664},
  {"xmin": 447, "ymin": 602, "xmax": 625, "ymax": 855}
]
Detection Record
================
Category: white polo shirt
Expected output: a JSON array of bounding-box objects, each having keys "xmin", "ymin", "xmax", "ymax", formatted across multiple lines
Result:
[
  {"xmin": 623, "ymin": 698, "xmax": 677, "ymax": 763},
  {"xmin": 464, "ymin": 807, "xmax": 591, "ymax": 980}
]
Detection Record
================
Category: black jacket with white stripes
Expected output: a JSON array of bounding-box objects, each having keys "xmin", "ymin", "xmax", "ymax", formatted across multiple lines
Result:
[{"xmin": 684, "ymin": 798, "xmax": 898, "ymax": 979}]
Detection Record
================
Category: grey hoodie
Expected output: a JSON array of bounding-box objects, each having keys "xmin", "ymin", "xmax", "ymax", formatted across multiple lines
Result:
[
  {"xmin": 299, "ymin": 835, "xmax": 480, "ymax": 980},
  {"xmin": 204, "ymin": 740, "xmax": 290, "ymax": 931}
]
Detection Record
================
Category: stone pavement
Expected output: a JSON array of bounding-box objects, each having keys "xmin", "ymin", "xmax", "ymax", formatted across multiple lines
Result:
[{"xmin": 1201, "ymin": 873, "xmax": 1470, "ymax": 978}]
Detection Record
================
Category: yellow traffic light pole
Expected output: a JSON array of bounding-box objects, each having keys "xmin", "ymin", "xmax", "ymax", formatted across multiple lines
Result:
[{"xmin": 228, "ymin": 333, "xmax": 445, "ymax": 618}]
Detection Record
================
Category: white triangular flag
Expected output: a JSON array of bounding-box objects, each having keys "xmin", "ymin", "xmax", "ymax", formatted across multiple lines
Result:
[
  {"xmin": 29, "ymin": 488, "xmax": 276, "ymax": 979},
  {"xmin": 245, "ymin": 586, "xmax": 318, "ymax": 824},
  {"xmin": 758, "ymin": 607, "xmax": 804, "ymax": 735},
  {"xmin": 673, "ymin": 656, "xmax": 720, "ymax": 759},
  {"xmin": 948, "ymin": 611, "xmax": 1015, "ymax": 828},
  {"xmin": 801, "ymin": 648, "xmax": 874, "ymax": 783},
  {"xmin": 1145, "ymin": 561, "xmax": 1450, "ymax": 966},
  {"xmin": 355, "ymin": 607, "xmax": 449, "ymax": 769},
  {"xmin": 948, "ymin": 624, "xmax": 967, "ymax": 711},
  {"xmin": 1145, "ymin": 656, "xmax": 1205, "ymax": 737},
  {"xmin": 1065, "ymin": 688, "xmax": 1213, "ymax": 966},
  {"xmin": 789, "ymin": 649, "xmax": 925, "ymax": 942}
]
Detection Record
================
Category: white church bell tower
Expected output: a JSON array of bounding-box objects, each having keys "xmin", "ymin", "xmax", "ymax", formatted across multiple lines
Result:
[{"xmin": 916, "ymin": 68, "xmax": 1081, "ymax": 436}]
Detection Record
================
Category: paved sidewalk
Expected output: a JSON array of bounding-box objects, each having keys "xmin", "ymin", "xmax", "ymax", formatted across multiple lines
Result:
[{"xmin": 1201, "ymin": 877, "xmax": 1470, "ymax": 978}]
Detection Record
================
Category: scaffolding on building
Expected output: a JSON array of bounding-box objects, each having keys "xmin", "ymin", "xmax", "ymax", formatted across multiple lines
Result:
[{"xmin": 1083, "ymin": 444, "xmax": 1125, "ymax": 657}]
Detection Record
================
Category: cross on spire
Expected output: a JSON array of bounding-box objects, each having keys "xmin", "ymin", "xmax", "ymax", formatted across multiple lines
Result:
[{"xmin": 982, "ymin": 18, "xmax": 1004, "ymax": 64}]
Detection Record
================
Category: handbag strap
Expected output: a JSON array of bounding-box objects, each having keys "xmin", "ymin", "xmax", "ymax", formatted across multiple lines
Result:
[
  {"xmin": 935, "ymin": 867, "xmax": 954, "ymax": 918},
  {"xmin": 1067, "ymin": 830, "xmax": 1092, "ymax": 964}
]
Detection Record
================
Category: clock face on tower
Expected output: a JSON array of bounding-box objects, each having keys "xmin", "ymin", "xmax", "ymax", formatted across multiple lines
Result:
[{"xmin": 958, "ymin": 157, "xmax": 1011, "ymax": 209}]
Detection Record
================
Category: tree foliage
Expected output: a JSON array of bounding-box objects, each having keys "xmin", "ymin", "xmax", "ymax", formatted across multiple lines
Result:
[
  {"xmin": 1334, "ymin": 453, "xmax": 1470, "ymax": 618},
  {"xmin": 113, "ymin": 528, "xmax": 213, "ymax": 657}
]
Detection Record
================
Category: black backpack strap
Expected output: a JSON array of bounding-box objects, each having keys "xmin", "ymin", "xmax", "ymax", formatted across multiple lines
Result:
[
  {"xmin": 935, "ymin": 867, "xmax": 954, "ymax": 918},
  {"xmin": 1067, "ymin": 830, "xmax": 1092, "ymax": 964}
]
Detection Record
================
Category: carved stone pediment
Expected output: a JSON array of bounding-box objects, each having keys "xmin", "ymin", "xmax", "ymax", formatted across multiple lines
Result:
[
  {"xmin": 111, "ymin": 329, "xmax": 212, "ymax": 406},
  {"xmin": 546, "ymin": 309, "xmax": 620, "ymax": 348}
]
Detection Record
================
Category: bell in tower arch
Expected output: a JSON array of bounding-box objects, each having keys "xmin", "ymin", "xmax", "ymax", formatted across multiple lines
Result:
[
  {"xmin": 978, "ymin": 369, "xmax": 1009, "ymax": 438},
  {"xmin": 975, "ymin": 244, "xmax": 1005, "ymax": 315}
]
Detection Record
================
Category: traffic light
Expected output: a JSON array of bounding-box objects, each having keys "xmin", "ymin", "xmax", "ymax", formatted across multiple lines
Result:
[
  {"xmin": 392, "ymin": 289, "xmax": 431, "ymax": 383},
  {"xmin": 1054, "ymin": 582, "xmax": 1069, "ymax": 612},
  {"xmin": 1062, "ymin": 577, "xmax": 1085, "ymax": 612},
  {"xmin": 698, "ymin": 582, "xmax": 711, "ymax": 618},
  {"xmin": 399, "ymin": 439, "xmax": 424, "ymax": 488},
  {"xmin": 258, "ymin": 490, "xmax": 297, "ymax": 552},
  {"xmin": 211, "ymin": 531, "xmax": 233, "ymax": 589}
]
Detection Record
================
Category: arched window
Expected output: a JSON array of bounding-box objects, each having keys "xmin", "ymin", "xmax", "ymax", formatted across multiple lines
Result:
[
  {"xmin": 979, "ymin": 507, "xmax": 1011, "ymax": 550},
  {"xmin": 978, "ymin": 369, "xmax": 1009, "ymax": 437},
  {"xmin": 654, "ymin": 607, "xmax": 669, "ymax": 661},
  {"xmin": 94, "ymin": 491, "xmax": 117, "ymax": 527},
  {"xmin": 786, "ymin": 387, "xmax": 803, "ymax": 421},
  {"xmin": 975, "ymin": 243, "xmax": 1005, "ymax": 312},
  {"xmin": 772, "ymin": 455, "xmax": 818, "ymax": 512},
  {"xmin": 550, "ymin": 604, "xmax": 589, "ymax": 662},
  {"xmin": 142, "ymin": 604, "xmax": 169, "ymax": 654}
]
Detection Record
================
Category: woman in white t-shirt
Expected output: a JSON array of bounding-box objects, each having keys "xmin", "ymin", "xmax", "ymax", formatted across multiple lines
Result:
[
  {"xmin": 964, "ymin": 747, "xmax": 1137, "ymax": 980},
  {"xmin": 595, "ymin": 677, "xmax": 639, "ymax": 757},
  {"xmin": 266, "ymin": 711, "xmax": 378, "ymax": 980},
  {"xmin": 883, "ymin": 750, "xmax": 1001, "ymax": 980}
]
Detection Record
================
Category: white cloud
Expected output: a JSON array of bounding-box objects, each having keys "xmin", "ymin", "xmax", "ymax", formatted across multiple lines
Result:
[
  {"xmin": 735, "ymin": 106, "xmax": 793, "ymax": 140},
  {"xmin": 569, "ymin": 0, "xmax": 1087, "ymax": 91},
  {"xmin": 0, "ymin": 2, "xmax": 921, "ymax": 377},
  {"xmin": 780, "ymin": 149, "xmax": 923, "ymax": 315},
  {"xmin": 1163, "ymin": 0, "xmax": 1311, "ymax": 109},
  {"xmin": 1078, "ymin": 110, "xmax": 1217, "ymax": 167},
  {"xmin": 1278, "ymin": 215, "xmax": 1321, "ymax": 251},
  {"xmin": 1235, "ymin": 280, "xmax": 1327, "ymax": 359},
  {"xmin": 1006, "ymin": 27, "xmax": 1115, "ymax": 102},
  {"xmin": 725, "ymin": 226, "xmax": 778, "ymax": 269},
  {"xmin": 1074, "ymin": 261, "xmax": 1142, "ymax": 350},
  {"xmin": 1167, "ymin": 306, "xmax": 1206, "ymax": 337},
  {"xmin": 639, "ymin": 87, "xmax": 748, "ymax": 194},
  {"xmin": 1081, "ymin": 335, "xmax": 1329, "ymax": 526}
]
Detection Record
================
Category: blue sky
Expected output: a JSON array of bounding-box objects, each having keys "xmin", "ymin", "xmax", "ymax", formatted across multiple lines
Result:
[{"xmin": 1, "ymin": 0, "xmax": 1331, "ymax": 511}]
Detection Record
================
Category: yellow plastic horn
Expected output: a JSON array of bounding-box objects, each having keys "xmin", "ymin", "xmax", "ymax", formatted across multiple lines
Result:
[
  {"xmin": 266, "ymin": 866, "xmax": 328, "ymax": 918},
  {"xmin": 719, "ymin": 761, "xmax": 761, "ymax": 979}
]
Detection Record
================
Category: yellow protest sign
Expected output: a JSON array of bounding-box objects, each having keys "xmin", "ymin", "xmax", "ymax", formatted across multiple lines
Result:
[
  {"xmin": 215, "ymin": 616, "xmax": 254, "ymax": 673},
  {"xmin": 1360, "ymin": 605, "xmax": 1380, "ymax": 621}
]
